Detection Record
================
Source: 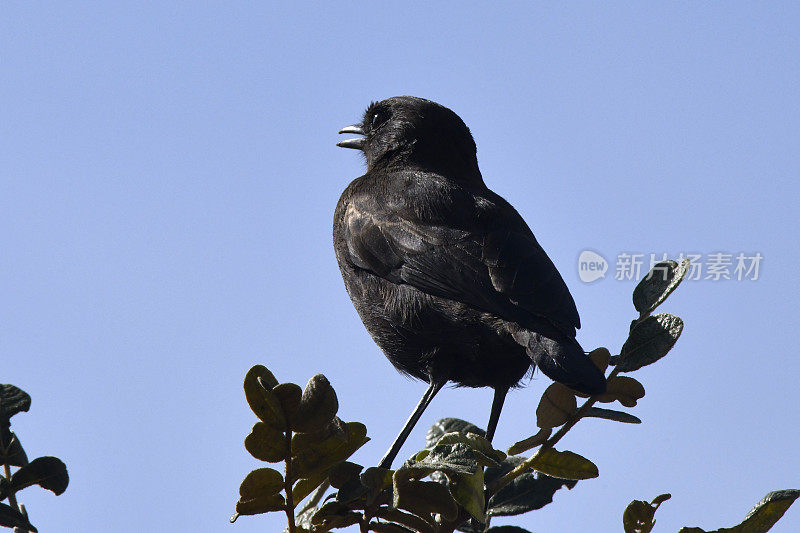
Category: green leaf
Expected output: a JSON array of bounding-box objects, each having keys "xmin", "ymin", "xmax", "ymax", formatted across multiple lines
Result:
[
  {"xmin": 584, "ymin": 407, "xmax": 642, "ymax": 424},
  {"xmin": 0, "ymin": 429, "xmax": 28, "ymax": 467},
  {"xmin": 292, "ymin": 419, "xmax": 367, "ymax": 500},
  {"xmin": 291, "ymin": 473, "xmax": 328, "ymax": 505},
  {"xmin": 678, "ymin": 489, "xmax": 799, "ymax": 533},
  {"xmin": 507, "ymin": 428, "xmax": 552, "ymax": 455},
  {"xmin": 426, "ymin": 418, "xmax": 485, "ymax": 448},
  {"xmin": 615, "ymin": 313, "xmax": 683, "ymax": 372},
  {"xmin": 273, "ymin": 382, "xmax": 303, "ymax": 423},
  {"xmin": 404, "ymin": 440, "xmax": 484, "ymax": 522},
  {"xmin": 334, "ymin": 475, "xmax": 370, "ymax": 505},
  {"xmin": 597, "ymin": 376, "xmax": 646, "ymax": 407},
  {"xmin": 360, "ymin": 467, "xmax": 393, "ymax": 494},
  {"xmin": 589, "ymin": 347, "xmax": 611, "ymax": 372},
  {"xmin": 624, "ymin": 493, "xmax": 671, "ymax": 533},
  {"xmin": 527, "ymin": 448, "xmax": 598, "ymax": 480},
  {"xmin": 294, "ymin": 503, "xmax": 320, "ymax": 531},
  {"xmin": 735, "ymin": 489, "xmax": 800, "ymax": 532},
  {"xmin": 239, "ymin": 467, "xmax": 284, "ymax": 500},
  {"xmin": 402, "ymin": 442, "xmax": 488, "ymax": 521},
  {"xmin": 11, "ymin": 456, "xmax": 69, "ymax": 495},
  {"xmin": 433, "ymin": 431, "xmax": 506, "ymax": 466},
  {"xmin": 486, "ymin": 527, "xmax": 534, "ymax": 533},
  {"xmin": 0, "ymin": 502, "xmax": 37, "ymax": 532},
  {"xmin": 633, "ymin": 259, "xmax": 689, "ymax": 315},
  {"xmin": 329, "ymin": 461, "xmax": 364, "ymax": 489},
  {"xmin": 373, "ymin": 507, "xmax": 435, "ymax": 533},
  {"xmin": 392, "ymin": 478, "xmax": 459, "ymax": 521},
  {"xmin": 235, "ymin": 492, "xmax": 285, "ymax": 516},
  {"xmin": 292, "ymin": 374, "xmax": 339, "ymax": 433},
  {"xmin": 244, "ymin": 365, "xmax": 285, "ymax": 429},
  {"xmin": 310, "ymin": 501, "xmax": 362, "ymax": 528},
  {"xmin": 247, "ymin": 364, "xmax": 279, "ymax": 389},
  {"xmin": 244, "ymin": 422, "xmax": 288, "ymax": 462},
  {"xmin": 292, "ymin": 417, "xmax": 348, "ymax": 455},
  {"xmin": 486, "ymin": 456, "xmax": 577, "ymax": 517},
  {"xmin": 399, "ymin": 442, "xmax": 479, "ymax": 480},
  {"xmin": 340, "ymin": 466, "xmax": 393, "ymax": 507},
  {"xmin": 449, "ymin": 467, "xmax": 486, "ymax": 521},
  {"xmin": 292, "ymin": 421, "xmax": 369, "ymax": 480},
  {"xmin": 0, "ymin": 384, "xmax": 32, "ymax": 421},
  {"xmin": 536, "ymin": 383, "xmax": 577, "ymax": 429}
]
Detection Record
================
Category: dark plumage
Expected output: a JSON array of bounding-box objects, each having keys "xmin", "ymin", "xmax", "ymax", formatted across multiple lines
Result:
[{"xmin": 334, "ymin": 96, "xmax": 605, "ymax": 468}]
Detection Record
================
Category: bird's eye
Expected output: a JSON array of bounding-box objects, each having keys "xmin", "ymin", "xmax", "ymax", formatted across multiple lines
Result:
[{"xmin": 370, "ymin": 111, "xmax": 387, "ymax": 129}]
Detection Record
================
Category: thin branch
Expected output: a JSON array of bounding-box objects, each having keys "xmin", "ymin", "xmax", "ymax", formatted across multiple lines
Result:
[
  {"xmin": 297, "ymin": 479, "xmax": 330, "ymax": 517},
  {"xmin": 488, "ymin": 366, "xmax": 622, "ymax": 497},
  {"xmin": 284, "ymin": 429, "xmax": 297, "ymax": 533},
  {"xmin": 1, "ymin": 433, "xmax": 21, "ymax": 515}
]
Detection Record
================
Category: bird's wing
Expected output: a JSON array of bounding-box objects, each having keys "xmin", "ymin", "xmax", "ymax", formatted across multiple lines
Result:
[{"xmin": 342, "ymin": 189, "xmax": 580, "ymax": 333}]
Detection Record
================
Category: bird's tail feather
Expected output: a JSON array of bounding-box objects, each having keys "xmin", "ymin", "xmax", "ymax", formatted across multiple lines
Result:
[{"xmin": 516, "ymin": 330, "xmax": 606, "ymax": 395}]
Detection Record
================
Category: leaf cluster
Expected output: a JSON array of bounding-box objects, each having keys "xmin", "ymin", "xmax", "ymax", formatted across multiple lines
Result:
[
  {"xmin": 232, "ymin": 367, "xmax": 369, "ymax": 531},
  {"xmin": 0, "ymin": 385, "xmax": 69, "ymax": 532},
  {"xmin": 624, "ymin": 490, "xmax": 799, "ymax": 533},
  {"xmin": 233, "ymin": 260, "xmax": 797, "ymax": 532},
  {"xmin": 297, "ymin": 418, "xmax": 572, "ymax": 533}
]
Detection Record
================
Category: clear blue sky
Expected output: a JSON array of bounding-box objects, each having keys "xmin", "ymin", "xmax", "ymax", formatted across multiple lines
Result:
[{"xmin": 3, "ymin": 2, "xmax": 798, "ymax": 531}]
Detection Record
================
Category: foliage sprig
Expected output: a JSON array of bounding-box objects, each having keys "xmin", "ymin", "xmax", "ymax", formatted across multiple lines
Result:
[
  {"xmin": 233, "ymin": 260, "xmax": 797, "ymax": 532},
  {"xmin": 0, "ymin": 385, "xmax": 69, "ymax": 533}
]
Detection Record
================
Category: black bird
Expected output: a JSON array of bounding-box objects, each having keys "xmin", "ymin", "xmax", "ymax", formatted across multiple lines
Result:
[{"xmin": 334, "ymin": 96, "xmax": 605, "ymax": 469}]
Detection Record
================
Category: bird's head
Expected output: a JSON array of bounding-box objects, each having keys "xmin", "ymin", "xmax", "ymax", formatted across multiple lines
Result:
[{"xmin": 338, "ymin": 96, "xmax": 482, "ymax": 182}]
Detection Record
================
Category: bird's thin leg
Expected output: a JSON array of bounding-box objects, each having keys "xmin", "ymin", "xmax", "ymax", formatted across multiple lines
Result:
[
  {"xmin": 379, "ymin": 377, "xmax": 446, "ymax": 469},
  {"xmin": 485, "ymin": 386, "xmax": 509, "ymax": 443}
]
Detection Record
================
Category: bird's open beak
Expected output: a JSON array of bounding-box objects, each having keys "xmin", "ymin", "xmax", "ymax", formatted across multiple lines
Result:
[{"xmin": 337, "ymin": 125, "xmax": 366, "ymax": 150}]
